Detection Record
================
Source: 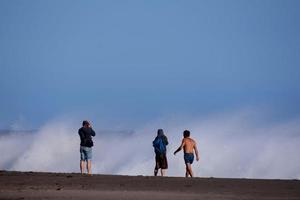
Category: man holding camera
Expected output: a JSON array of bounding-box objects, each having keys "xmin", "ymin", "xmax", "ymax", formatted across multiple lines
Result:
[{"xmin": 78, "ymin": 120, "xmax": 96, "ymax": 175}]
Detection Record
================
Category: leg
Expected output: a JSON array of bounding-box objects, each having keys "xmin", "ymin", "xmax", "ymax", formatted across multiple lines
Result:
[
  {"xmin": 87, "ymin": 160, "xmax": 92, "ymax": 175},
  {"xmin": 161, "ymin": 169, "xmax": 166, "ymax": 177},
  {"xmin": 154, "ymin": 167, "xmax": 158, "ymax": 176},
  {"xmin": 154, "ymin": 155, "xmax": 159, "ymax": 176},
  {"xmin": 160, "ymin": 154, "xmax": 167, "ymax": 177},
  {"xmin": 185, "ymin": 164, "xmax": 189, "ymax": 177},
  {"xmin": 80, "ymin": 160, "xmax": 85, "ymax": 174},
  {"xmin": 186, "ymin": 163, "xmax": 193, "ymax": 177}
]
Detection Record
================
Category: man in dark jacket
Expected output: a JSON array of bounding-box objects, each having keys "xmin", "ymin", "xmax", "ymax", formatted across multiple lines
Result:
[
  {"xmin": 153, "ymin": 129, "xmax": 168, "ymax": 176},
  {"xmin": 78, "ymin": 120, "xmax": 96, "ymax": 175}
]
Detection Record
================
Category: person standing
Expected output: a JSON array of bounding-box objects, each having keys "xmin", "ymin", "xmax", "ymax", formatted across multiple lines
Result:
[
  {"xmin": 153, "ymin": 129, "xmax": 169, "ymax": 176},
  {"xmin": 174, "ymin": 130, "xmax": 199, "ymax": 177},
  {"xmin": 78, "ymin": 120, "xmax": 96, "ymax": 175}
]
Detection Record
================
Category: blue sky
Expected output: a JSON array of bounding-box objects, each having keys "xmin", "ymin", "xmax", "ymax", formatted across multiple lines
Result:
[{"xmin": 0, "ymin": 0, "xmax": 300, "ymax": 129}]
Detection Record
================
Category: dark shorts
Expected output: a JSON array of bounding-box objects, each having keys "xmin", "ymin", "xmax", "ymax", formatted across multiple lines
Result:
[
  {"xmin": 155, "ymin": 153, "xmax": 168, "ymax": 169},
  {"xmin": 184, "ymin": 153, "xmax": 194, "ymax": 164}
]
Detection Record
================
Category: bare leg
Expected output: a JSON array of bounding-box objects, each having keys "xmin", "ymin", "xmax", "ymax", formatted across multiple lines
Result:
[
  {"xmin": 185, "ymin": 164, "xmax": 189, "ymax": 177},
  {"xmin": 154, "ymin": 168, "xmax": 158, "ymax": 176},
  {"xmin": 87, "ymin": 160, "xmax": 92, "ymax": 175},
  {"xmin": 154, "ymin": 159, "xmax": 159, "ymax": 176},
  {"xmin": 161, "ymin": 169, "xmax": 166, "ymax": 177},
  {"xmin": 186, "ymin": 163, "xmax": 193, "ymax": 177},
  {"xmin": 80, "ymin": 161, "xmax": 85, "ymax": 174}
]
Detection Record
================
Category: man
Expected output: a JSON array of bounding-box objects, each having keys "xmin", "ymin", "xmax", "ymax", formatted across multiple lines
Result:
[
  {"xmin": 174, "ymin": 130, "xmax": 199, "ymax": 177},
  {"xmin": 153, "ymin": 129, "xmax": 168, "ymax": 176},
  {"xmin": 78, "ymin": 120, "xmax": 96, "ymax": 175}
]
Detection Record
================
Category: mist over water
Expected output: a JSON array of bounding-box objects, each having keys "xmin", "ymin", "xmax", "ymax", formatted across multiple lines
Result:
[{"xmin": 1, "ymin": 110, "xmax": 300, "ymax": 179}]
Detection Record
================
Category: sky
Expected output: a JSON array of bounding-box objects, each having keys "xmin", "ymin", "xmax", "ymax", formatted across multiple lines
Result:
[
  {"xmin": 1, "ymin": 0, "xmax": 300, "ymax": 129},
  {"xmin": 1, "ymin": 0, "xmax": 300, "ymax": 178}
]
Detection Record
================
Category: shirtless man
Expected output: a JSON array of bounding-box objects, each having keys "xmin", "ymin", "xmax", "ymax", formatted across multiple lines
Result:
[{"xmin": 174, "ymin": 130, "xmax": 199, "ymax": 177}]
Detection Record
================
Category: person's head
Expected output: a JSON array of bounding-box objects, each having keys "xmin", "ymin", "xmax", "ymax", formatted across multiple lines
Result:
[
  {"xmin": 82, "ymin": 120, "xmax": 90, "ymax": 127},
  {"xmin": 183, "ymin": 130, "xmax": 190, "ymax": 138},
  {"xmin": 157, "ymin": 129, "xmax": 164, "ymax": 137}
]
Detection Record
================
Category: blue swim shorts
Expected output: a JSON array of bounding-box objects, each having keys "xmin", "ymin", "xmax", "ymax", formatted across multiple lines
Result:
[
  {"xmin": 80, "ymin": 146, "xmax": 92, "ymax": 161},
  {"xmin": 184, "ymin": 153, "xmax": 194, "ymax": 164}
]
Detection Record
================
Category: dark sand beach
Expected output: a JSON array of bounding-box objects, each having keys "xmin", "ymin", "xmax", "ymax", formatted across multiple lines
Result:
[{"xmin": 0, "ymin": 171, "xmax": 300, "ymax": 200}]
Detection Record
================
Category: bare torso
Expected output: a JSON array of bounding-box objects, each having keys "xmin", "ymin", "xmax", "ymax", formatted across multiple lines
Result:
[{"xmin": 182, "ymin": 138, "xmax": 196, "ymax": 154}]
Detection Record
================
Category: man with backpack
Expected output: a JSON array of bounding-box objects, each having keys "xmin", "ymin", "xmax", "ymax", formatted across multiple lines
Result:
[
  {"xmin": 78, "ymin": 120, "xmax": 96, "ymax": 175},
  {"xmin": 153, "ymin": 129, "xmax": 168, "ymax": 176}
]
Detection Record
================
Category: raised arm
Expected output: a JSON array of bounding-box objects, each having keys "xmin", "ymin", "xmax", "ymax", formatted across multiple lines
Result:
[
  {"xmin": 174, "ymin": 139, "xmax": 185, "ymax": 155},
  {"xmin": 78, "ymin": 129, "xmax": 84, "ymax": 140},
  {"xmin": 194, "ymin": 142, "xmax": 199, "ymax": 161},
  {"xmin": 90, "ymin": 128, "xmax": 96, "ymax": 137},
  {"xmin": 164, "ymin": 135, "xmax": 169, "ymax": 146}
]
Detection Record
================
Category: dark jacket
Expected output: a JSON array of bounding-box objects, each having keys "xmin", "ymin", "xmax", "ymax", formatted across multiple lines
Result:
[{"xmin": 78, "ymin": 127, "xmax": 96, "ymax": 147}]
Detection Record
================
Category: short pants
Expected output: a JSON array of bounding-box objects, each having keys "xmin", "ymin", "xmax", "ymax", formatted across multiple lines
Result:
[
  {"xmin": 184, "ymin": 153, "xmax": 194, "ymax": 164},
  {"xmin": 80, "ymin": 146, "xmax": 92, "ymax": 161},
  {"xmin": 155, "ymin": 153, "xmax": 168, "ymax": 169}
]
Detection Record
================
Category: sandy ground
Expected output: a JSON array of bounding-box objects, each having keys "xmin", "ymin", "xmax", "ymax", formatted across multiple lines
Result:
[{"xmin": 0, "ymin": 171, "xmax": 300, "ymax": 200}]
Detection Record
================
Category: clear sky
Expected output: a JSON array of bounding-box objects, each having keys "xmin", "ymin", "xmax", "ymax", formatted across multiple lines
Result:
[{"xmin": 1, "ymin": 0, "xmax": 300, "ymax": 129}]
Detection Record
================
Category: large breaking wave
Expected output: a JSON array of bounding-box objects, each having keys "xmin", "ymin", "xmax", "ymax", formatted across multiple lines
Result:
[{"xmin": 1, "ymin": 110, "xmax": 300, "ymax": 179}]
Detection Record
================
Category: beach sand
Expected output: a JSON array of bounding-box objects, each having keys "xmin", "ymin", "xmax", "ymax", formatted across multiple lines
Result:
[{"xmin": 0, "ymin": 171, "xmax": 299, "ymax": 200}]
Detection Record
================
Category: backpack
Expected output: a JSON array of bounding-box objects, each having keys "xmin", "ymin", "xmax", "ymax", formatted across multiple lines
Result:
[{"xmin": 153, "ymin": 137, "xmax": 166, "ymax": 154}]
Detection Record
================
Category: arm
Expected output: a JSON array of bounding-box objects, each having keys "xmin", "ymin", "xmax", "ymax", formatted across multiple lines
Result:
[
  {"xmin": 194, "ymin": 142, "xmax": 199, "ymax": 161},
  {"xmin": 78, "ymin": 129, "xmax": 84, "ymax": 140},
  {"xmin": 174, "ymin": 139, "xmax": 185, "ymax": 155},
  {"xmin": 164, "ymin": 136, "xmax": 169, "ymax": 146},
  {"xmin": 87, "ymin": 123, "xmax": 96, "ymax": 137},
  {"xmin": 90, "ymin": 128, "xmax": 96, "ymax": 137}
]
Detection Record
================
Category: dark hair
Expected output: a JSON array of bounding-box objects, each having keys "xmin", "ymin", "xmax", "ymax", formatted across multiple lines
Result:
[
  {"xmin": 183, "ymin": 130, "xmax": 190, "ymax": 138},
  {"xmin": 157, "ymin": 129, "xmax": 164, "ymax": 136},
  {"xmin": 82, "ymin": 120, "xmax": 89, "ymax": 127}
]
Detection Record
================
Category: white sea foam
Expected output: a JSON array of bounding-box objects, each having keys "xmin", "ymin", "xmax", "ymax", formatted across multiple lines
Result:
[{"xmin": 1, "ymin": 110, "xmax": 300, "ymax": 179}]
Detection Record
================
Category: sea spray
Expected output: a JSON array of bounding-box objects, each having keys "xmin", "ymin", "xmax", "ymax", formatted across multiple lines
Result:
[{"xmin": 1, "ymin": 110, "xmax": 300, "ymax": 179}]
